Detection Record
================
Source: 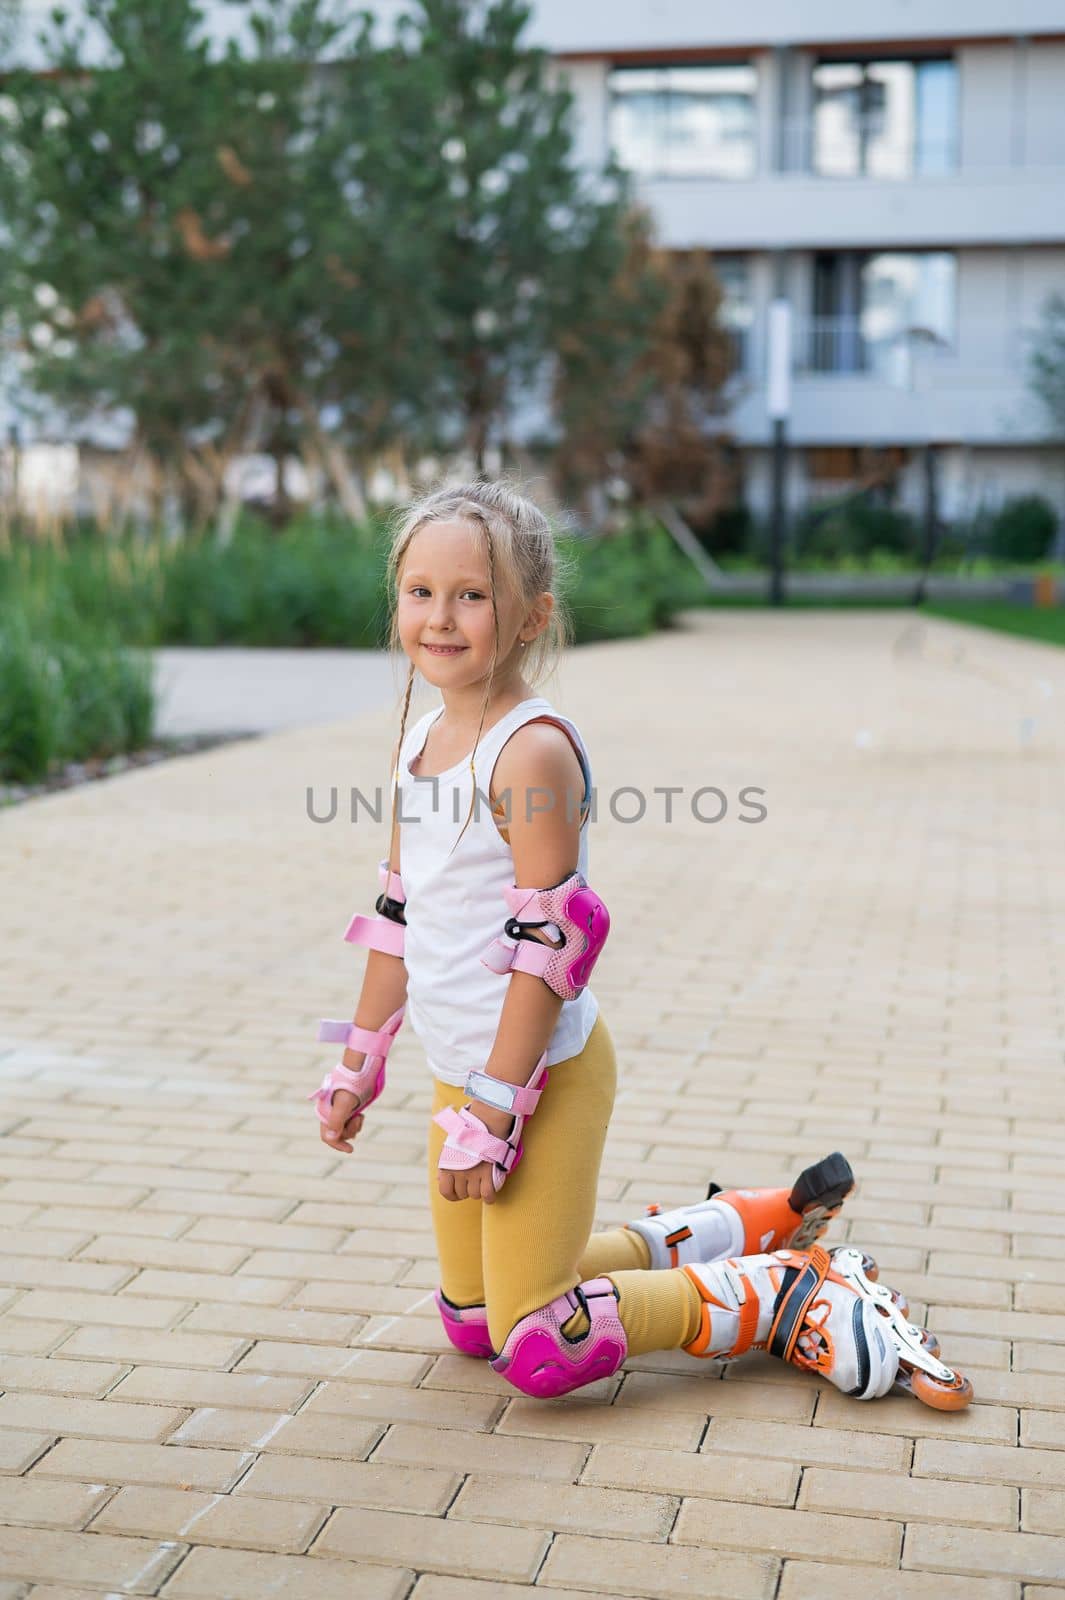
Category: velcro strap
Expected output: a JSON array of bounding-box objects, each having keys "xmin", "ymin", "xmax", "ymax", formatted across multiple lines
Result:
[
  {"xmin": 479, "ymin": 935, "xmax": 551, "ymax": 978},
  {"xmin": 728, "ymin": 1261, "xmax": 762, "ymax": 1357},
  {"xmin": 377, "ymin": 858, "xmax": 406, "ymax": 904},
  {"xmin": 464, "ymin": 1068, "xmax": 544, "ymax": 1117},
  {"xmin": 317, "ymin": 1019, "xmax": 397, "ymax": 1056},
  {"xmin": 768, "ymin": 1245, "xmax": 831, "ymax": 1362},
  {"xmin": 433, "ymin": 1104, "xmax": 517, "ymax": 1171},
  {"xmin": 344, "ymin": 912, "xmax": 405, "ymax": 958}
]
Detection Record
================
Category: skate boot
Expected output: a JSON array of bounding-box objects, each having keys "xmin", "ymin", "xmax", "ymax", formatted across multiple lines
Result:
[
  {"xmin": 829, "ymin": 1246, "xmax": 974, "ymax": 1410},
  {"xmin": 682, "ymin": 1243, "xmax": 972, "ymax": 1409},
  {"xmin": 625, "ymin": 1152, "xmax": 854, "ymax": 1271}
]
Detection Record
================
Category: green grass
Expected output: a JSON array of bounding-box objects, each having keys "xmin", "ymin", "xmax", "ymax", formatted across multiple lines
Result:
[{"xmin": 923, "ymin": 601, "xmax": 1065, "ymax": 647}]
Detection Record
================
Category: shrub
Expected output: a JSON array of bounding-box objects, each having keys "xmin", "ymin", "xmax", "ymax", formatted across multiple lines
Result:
[
  {"xmin": 0, "ymin": 603, "xmax": 157, "ymax": 786},
  {"xmin": 0, "ymin": 623, "xmax": 62, "ymax": 783},
  {"xmin": 988, "ymin": 495, "xmax": 1058, "ymax": 564},
  {"xmin": 796, "ymin": 500, "xmax": 917, "ymax": 565}
]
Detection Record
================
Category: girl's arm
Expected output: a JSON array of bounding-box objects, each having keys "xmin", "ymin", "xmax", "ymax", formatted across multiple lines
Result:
[
  {"xmin": 466, "ymin": 723, "xmax": 586, "ymax": 1140},
  {"xmin": 321, "ymin": 767, "xmax": 408, "ymax": 1153}
]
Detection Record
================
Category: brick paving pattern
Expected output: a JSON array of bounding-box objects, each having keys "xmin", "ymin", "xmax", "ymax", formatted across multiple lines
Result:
[{"xmin": 1, "ymin": 609, "xmax": 1064, "ymax": 1599}]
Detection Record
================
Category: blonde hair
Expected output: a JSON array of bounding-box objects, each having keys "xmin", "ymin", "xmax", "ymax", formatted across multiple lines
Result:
[{"xmin": 384, "ymin": 477, "xmax": 576, "ymax": 859}]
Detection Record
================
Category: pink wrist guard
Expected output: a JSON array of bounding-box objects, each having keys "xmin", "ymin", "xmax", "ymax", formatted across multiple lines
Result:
[
  {"xmin": 480, "ymin": 870, "xmax": 609, "ymax": 1001},
  {"xmin": 308, "ymin": 1004, "xmax": 405, "ymax": 1123},
  {"xmin": 344, "ymin": 858, "xmax": 406, "ymax": 959},
  {"xmin": 432, "ymin": 1051, "xmax": 549, "ymax": 1193}
]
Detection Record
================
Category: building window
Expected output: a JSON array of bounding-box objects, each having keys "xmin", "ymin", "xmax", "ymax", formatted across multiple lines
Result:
[
  {"xmin": 806, "ymin": 251, "xmax": 956, "ymax": 375},
  {"xmin": 714, "ymin": 256, "xmax": 753, "ymax": 371},
  {"xmin": 608, "ymin": 64, "xmax": 758, "ymax": 180},
  {"xmin": 811, "ymin": 58, "xmax": 957, "ymax": 178}
]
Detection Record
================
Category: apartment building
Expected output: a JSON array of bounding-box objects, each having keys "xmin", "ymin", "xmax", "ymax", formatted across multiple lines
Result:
[
  {"xmin": 6, "ymin": 2, "xmax": 1064, "ymax": 524},
  {"xmin": 530, "ymin": 2, "xmax": 1065, "ymax": 520}
]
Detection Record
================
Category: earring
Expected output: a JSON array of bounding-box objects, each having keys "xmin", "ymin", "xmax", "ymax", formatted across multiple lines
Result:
[{"xmin": 519, "ymin": 640, "xmax": 526, "ymax": 649}]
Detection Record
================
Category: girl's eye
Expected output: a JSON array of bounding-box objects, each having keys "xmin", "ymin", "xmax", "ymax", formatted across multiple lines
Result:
[{"xmin": 408, "ymin": 587, "xmax": 484, "ymax": 600}]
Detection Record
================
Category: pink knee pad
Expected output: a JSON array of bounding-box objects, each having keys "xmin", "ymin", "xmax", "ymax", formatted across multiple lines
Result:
[
  {"xmin": 434, "ymin": 1288, "xmax": 493, "ymax": 1359},
  {"xmin": 489, "ymin": 1278, "xmax": 627, "ymax": 1398}
]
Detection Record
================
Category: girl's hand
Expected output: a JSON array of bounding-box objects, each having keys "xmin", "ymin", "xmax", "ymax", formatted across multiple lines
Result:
[
  {"xmin": 437, "ymin": 1100, "xmax": 514, "ymax": 1203},
  {"xmin": 438, "ymin": 1162, "xmax": 498, "ymax": 1205},
  {"xmin": 320, "ymin": 1087, "xmax": 364, "ymax": 1155}
]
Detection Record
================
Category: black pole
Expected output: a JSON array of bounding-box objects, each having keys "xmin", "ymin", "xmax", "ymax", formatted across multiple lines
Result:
[{"xmin": 769, "ymin": 416, "xmax": 787, "ymax": 605}]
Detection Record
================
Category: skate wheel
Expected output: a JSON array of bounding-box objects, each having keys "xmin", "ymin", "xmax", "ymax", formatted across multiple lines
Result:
[
  {"xmin": 910, "ymin": 1367, "xmax": 974, "ymax": 1411},
  {"xmin": 887, "ymin": 1287, "xmax": 910, "ymax": 1318},
  {"xmin": 918, "ymin": 1327, "xmax": 941, "ymax": 1358},
  {"xmin": 859, "ymin": 1253, "xmax": 879, "ymax": 1282}
]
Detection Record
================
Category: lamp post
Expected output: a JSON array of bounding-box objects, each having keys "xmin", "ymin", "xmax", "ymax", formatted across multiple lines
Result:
[{"xmin": 767, "ymin": 297, "xmax": 792, "ymax": 606}]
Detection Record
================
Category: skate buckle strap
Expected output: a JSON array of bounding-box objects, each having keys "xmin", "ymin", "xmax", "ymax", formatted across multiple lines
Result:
[{"xmin": 768, "ymin": 1244, "xmax": 832, "ymax": 1363}]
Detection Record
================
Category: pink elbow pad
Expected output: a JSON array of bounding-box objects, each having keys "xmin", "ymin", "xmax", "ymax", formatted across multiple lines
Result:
[
  {"xmin": 344, "ymin": 857, "xmax": 406, "ymax": 958},
  {"xmin": 479, "ymin": 870, "xmax": 609, "ymax": 1000}
]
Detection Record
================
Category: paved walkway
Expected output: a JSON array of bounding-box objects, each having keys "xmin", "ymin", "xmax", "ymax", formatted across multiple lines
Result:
[
  {"xmin": 1, "ymin": 609, "xmax": 1064, "ymax": 1600},
  {"xmin": 152, "ymin": 648, "xmax": 399, "ymax": 737}
]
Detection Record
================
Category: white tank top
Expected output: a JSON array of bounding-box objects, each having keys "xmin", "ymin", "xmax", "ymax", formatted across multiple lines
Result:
[{"xmin": 396, "ymin": 694, "xmax": 599, "ymax": 1087}]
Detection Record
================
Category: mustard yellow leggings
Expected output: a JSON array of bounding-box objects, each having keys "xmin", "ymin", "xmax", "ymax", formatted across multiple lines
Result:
[{"xmin": 428, "ymin": 1011, "xmax": 703, "ymax": 1355}]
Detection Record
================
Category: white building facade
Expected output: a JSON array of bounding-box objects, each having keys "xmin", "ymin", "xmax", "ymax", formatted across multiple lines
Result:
[{"xmin": 529, "ymin": 2, "xmax": 1065, "ymax": 521}]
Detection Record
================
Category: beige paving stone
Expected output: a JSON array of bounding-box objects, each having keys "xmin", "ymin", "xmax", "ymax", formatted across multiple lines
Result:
[
  {"xmin": 121, "ymin": 1269, "xmax": 299, "ymax": 1306},
  {"xmin": 1020, "ymin": 1411, "xmax": 1065, "ymax": 1450},
  {"xmin": 618, "ymin": 1371, "xmax": 817, "ymax": 1424},
  {"xmin": 673, "ymin": 1499, "xmax": 902, "ymax": 1565},
  {"xmin": 223, "ymin": 1410, "xmax": 383, "ymax": 1459},
  {"xmin": 407, "ymin": 1580, "xmax": 598, "ymax": 1600},
  {"xmin": 0, "ymin": 1431, "xmax": 55, "ymax": 1474},
  {"xmin": 800, "ymin": 1466, "xmax": 1018, "ymax": 1528},
  {"xmin": 812, "ymin": 1387, "xmax": 1017, "ymax": 1443},
  {"xmin": 0, "ymin": 1258, "xmax": 132, "ymax": 1294},
  {"xmin": 141, "ymin": 1189, "xmax": 297, "ymax": 1219},
  {"xmin": 1014, "ymin": 1343, "xmax": 1065, "ymax": 1376},
  {"xmin": 0, "ymin": 1355, "xmax": 127, "ymax": 1398},
  {"xmin": 235, "ymin": 1342, "xmax": 430, "ymax": 1383},
  {"xmin": 1023, "ymin": 1488, "xmax": 1065, "ymax": 1534},
  {"xmin": 30, "ymin": 1438, "xmax": 254, "ymax": 1492},
  {"xmin": 0, "ymin": 1525, "xmax": 185, "ymax": 1592},
  {"xmin": 451, "ymin": 1472, "xmax": 677, "ymax": 1540},
  {"xmin": 160, "ymin": 1545, "xmax": 411, "ymax": 1599},
  {"xmin": 312, "ymin": 1504, "xmax": 548, "ymax": 1583},
  {"xmin": 776, "ymin": 1561, "xmax": 1021, "ymax": 1599},
  {"xmin": 110, "ymin": 1365, "xmax": 310, "ymax": 1412},
  {"xmin": 301, "ymin": 1380, "xmax": 503, "ymax": 1431},
  {"xmin": 903, "ymin": 1521, "xmax": 1065, "ymax": 1583},
  {"xmin": 538, "ymin": 1532, "xmax": 777, "ymax": 1598},
  {"xmin": 8, "ymin": 1291, "xmax": 189, "ymax": 1329},
  {"xmin": 75, "ymin": 1236, "xmax": 251, "ymax": 1273},
  {"xmin": 91, "ymin": 1483, "xmax": 327, "ymax": 1551},
  {"xmin": 582, "ymin": 1441, "xmax": 799, "ymax": 1504},
  {"xmin": 180, "ymin": 1303, "xmax": 364, "ymax": 1344},
  {"xmin": 0, "ymin": 1319, "xmax": 74, "ymax": 1356},
  {"xmin": 24, "ymin": 1206, "xmax": 196, "ymax": 1238},
  {"xmin": 373, "ymin": 1421, "xmax": 589, "ymax": 1480},
  {"xmin": 0, "ymin": 1394, "xmax": 186, "ymax": 1443},
  {"xmin": 497, "ymin": 1397, "xmax": 705, "ymax": 1450},
  {"xmin": 0, "ymin": 1476, "xmax": 111, "ymax": 1529},
  {"xmin": 914, "ymin": 1439, "xmax": 1065, "ymax": 1490},
  {"xmin": 233, "ymin": 1450, "xmax": 460, "ymax": 1512},
  {"xmin": 53, "ymin": 1325, "xmax": 249, "ymax": 1369},
  {"xmin": 702, "ymin": 1417, "xmax": 911, "ymax": 1472}
]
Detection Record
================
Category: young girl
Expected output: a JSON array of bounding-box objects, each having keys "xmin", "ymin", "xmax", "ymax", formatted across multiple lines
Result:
[{"xmin": 309, "ymin": 480, "xmax": 971, "ymax": 1411}]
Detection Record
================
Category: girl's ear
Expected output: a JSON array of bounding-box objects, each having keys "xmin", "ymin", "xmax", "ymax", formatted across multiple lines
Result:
[{"xmin": 525, "ymin": 591, "xmax": 554, "ymax": 639}]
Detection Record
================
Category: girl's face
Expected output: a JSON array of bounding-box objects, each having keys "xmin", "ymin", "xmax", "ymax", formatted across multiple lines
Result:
[{"xmin": 398, "ymin": 520, "xmax": 532, "ymax": 690}]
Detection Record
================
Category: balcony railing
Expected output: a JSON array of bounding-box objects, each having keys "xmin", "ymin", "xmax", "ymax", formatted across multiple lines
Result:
[
  {"xmin": 777, "ymin": 115, "xmax": 1065, "ymax": 178},
  {"xmin": 790, "ymin": 317, "xmax": 1030, "ymax": 384}
]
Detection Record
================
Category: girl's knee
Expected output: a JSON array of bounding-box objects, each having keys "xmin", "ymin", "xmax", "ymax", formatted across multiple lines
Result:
[{"xmin": 488, "ymin": 1278, "xmax": 626, "ymax": 1398}]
